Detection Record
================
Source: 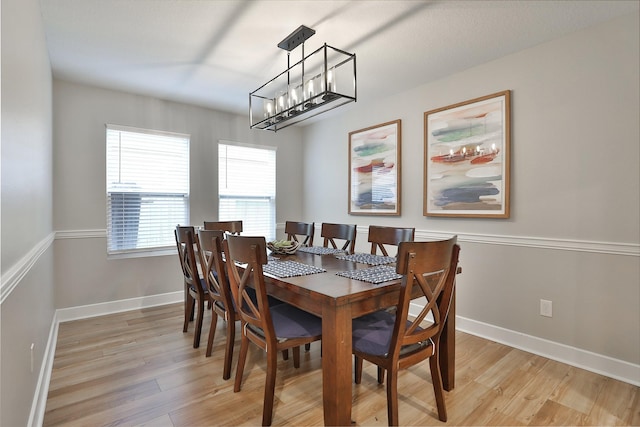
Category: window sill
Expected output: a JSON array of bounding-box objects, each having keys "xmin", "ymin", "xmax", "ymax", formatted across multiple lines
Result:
[{"xmin": 107, "ymin": 247, "xmax": 177, "ymax": 260}]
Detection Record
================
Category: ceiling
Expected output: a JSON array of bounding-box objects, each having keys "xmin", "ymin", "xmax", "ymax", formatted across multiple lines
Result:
[{"xmin": 40, "ymin": 0, "xmax": 639, "ymax": 119}]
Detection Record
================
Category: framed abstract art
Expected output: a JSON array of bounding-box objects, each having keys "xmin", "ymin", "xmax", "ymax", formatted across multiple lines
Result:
[
  {"xmin": 349, "ymin": 119, "xmax": 401, "ymax": 215},
  {"xmin": 424, "ymin": 91, "xmax": 511, "ymax": 218}
]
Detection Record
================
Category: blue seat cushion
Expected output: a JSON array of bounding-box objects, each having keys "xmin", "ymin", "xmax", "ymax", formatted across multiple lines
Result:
[
  {"xmin": 262, "ymin": 303, "xmax": 322, "ymax": 340},
  {"xmin": 352, "ymin": 310, "xmax": 395, "ymax": 356},
  {"xmin": 189, "ymin": 277, "xmax": 208, "ymax": 294},
  {"xmin": 352, "ymin": 310, "xmax": 428, "ymax": 357}
]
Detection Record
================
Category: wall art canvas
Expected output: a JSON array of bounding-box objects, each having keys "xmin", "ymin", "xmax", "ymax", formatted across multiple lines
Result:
[
  {"xmin": 424, "ymin": 91, "xmax": 510, "ymax": 218},
  {"xmin": 349, "ymin": 119, "xmax": 401, "ymax": 215}
]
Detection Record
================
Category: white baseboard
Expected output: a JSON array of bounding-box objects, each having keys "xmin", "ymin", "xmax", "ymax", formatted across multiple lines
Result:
[
  {"xmin": 456, "ymin": 315, "xmax": 640, "ymax": 387},
  {"xmin": 55, "ymin": 291, "xmax": 183, "ymax": 323},
  {"xmin": 28, "ymin": 312, "xmax": 59, "ymax": 427}
]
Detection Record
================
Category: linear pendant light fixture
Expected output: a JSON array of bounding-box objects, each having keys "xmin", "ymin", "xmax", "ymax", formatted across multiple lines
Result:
[{"xmin": 249, "ymin": 25, "xmax": 357, "ymax": 132}]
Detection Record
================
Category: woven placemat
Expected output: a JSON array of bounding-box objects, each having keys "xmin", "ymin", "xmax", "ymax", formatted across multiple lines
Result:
[
  {"xmin": 297, "ymin": 246, "xmax": 346, "ymax": 255},
  {"xmin": 335, "ymin": 253, "xmax": 396, "ymax": 266},
  {"xmin": 335, "ymin": 265, "xmax": 402, "ymax": 284},
  {"xmin": 263, "ymin": 260, "xmax": 326, "ymax": 278}
]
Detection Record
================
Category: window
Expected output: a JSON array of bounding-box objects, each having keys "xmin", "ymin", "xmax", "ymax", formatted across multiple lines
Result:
[
  {"xmin": 106, "ymin": 124, "xmax": 189, "ymax": 255},
  {"xmin": 218, "ymin": 142, "xmax": 276, "ymax": 241}
]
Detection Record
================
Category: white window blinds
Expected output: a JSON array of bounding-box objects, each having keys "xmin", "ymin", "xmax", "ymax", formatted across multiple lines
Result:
[
  {"xmin": 106, "ymin": 125, "xmax": 190, "ymax": 255},
  {"xmin": 218, "ymin": 142, "xmax": 276, "ymax": 241}
]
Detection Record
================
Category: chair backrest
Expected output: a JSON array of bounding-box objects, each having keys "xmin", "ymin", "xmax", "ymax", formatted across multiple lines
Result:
[
  {"xmin": 197, "ymin": 229, "xmax": 234, "ymax": 316},
  {"xmin": 285, "ymin": 221, "xmax": 315, "ymax": 246},
  {"xmin": 224, "ymin": 235, "xmax": 276, "ymax": 346},
  {"xmin": 321, "ymin": 223, "xmax": 357, "ymax": 253},
  {"xmin": 175, "ymin": 225, "xmax": 205, "ymax": 299},
  {"xmin": 203, "ymin": 220, "xmax": 243, "ymax": 235},
  {"xmin": 391, "ymin": 237, "xmax": 459, "ymax": 361},
  {"xmin": 368, "ymin": 225, "xmax": 415, "ymax": 256}
]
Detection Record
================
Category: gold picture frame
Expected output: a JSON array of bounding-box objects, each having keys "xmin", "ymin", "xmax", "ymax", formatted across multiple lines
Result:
[
  {"xmin": 349, "ymin": 119, "xmax": 401, "ymax": 216},
  {"xmin": 424, "ymin": 91, "xmax": 511, "ymax": 218}
]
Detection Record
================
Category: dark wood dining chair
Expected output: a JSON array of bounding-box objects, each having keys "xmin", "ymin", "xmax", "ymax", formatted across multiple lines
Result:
[
  {"xmin": 198, "ymin": 230, "xmax": 290, "ymax": 377},
  {"xmin": 321, "ymin": 222, "xmax": 357, "ymax": 253},
  {"xmin": 285, "ymin": 220, "xmax": 315, "ymax": 246},
  {"xmin": 352, "ymin": 237, "xmax": 460, "ymax": 425},
  {"xmin": 368, "ymin": 225, "xmax": 415, "ymax": 256},
  {"xmin": 175, "ymin": 225, "xmax": 209, "ymax": 349},
  {"xmin": 197, "ymin": 229, "xmax": 237, "ymax": 379},
  {"xmin": 203, "ymin": 220, "xmax": 243, "ymax": 235},
  {"xmin": 224, "ymin": 235, "xmax": 322, "ymax": 426},
  {"xmin": 175, "ymin": 225, "xmax": 194, "ymax": 327}
]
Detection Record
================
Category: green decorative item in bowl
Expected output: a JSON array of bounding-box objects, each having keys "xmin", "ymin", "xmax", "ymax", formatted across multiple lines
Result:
[{"xmin": 267, "ymin": 240, "xmax": 301, "ymax": 255}]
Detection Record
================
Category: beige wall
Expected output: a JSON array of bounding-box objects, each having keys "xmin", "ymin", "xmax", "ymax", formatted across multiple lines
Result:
[
  {"xmin": 301, "ymin": 13, "xmax": 640, "ymax": 364},
  {"xmin": 51, "ymin": 80, "xmax": 305, "ymax": 308},
  {"xmin": 1, "ymin": 0, "xmax": 55, "ymax": 425}
]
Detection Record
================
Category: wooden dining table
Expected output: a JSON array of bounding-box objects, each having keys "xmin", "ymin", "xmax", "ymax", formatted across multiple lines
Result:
[{"xmin": 261, "ymin": 249, "xmax": 457, "ymax": 426}]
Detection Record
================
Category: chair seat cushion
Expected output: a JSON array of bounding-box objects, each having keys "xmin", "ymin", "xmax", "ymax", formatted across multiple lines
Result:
[
  {"xmin": 213, "ymin": 300, "xmax": 227, "ymax": 312},
  {"xmin": 352, "ymin": 310, "xmax": 428, "ymax": 357},
  {"xmin": 189, "ymin": 278, "xmax": 208, "ymax": 295},
  {"xmin": 270, "ymin": 303, "xmax": 322, "ymax": 340}
]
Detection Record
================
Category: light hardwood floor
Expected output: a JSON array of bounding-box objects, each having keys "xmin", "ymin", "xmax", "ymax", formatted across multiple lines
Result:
[{"xmin": 44, "ymin": 303, "xmax": 639, "ymax": 426}]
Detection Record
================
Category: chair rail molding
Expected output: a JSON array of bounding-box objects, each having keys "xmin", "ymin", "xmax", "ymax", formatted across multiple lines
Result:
[
  {"xmin": 1, "ymin": 232, "xmax": 55, "ymax": 304},
  {"xmin": 55, "ymin": 229, "xmax": 106, "ymax": 239},
  {"xmin": 441, "ymin": 231, "xmax": 639, "ymax": 256}
]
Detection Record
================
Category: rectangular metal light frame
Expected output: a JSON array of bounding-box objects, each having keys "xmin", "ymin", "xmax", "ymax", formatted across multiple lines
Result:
[{"xmin": 250, "ymin": 43, "xmax": 357, "ymax": 132}]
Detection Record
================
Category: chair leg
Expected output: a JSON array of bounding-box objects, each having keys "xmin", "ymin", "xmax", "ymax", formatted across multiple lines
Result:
[
  {"xmin": 386, "ymin": 368, "xmax": 400, "ymax": 426},
  {"xmin": 183, "ymin": 292, "xmax": 195, "ymax": 332},
  {"xmin": 234, "ymin": 334, "xmax": 249, "ymax": 393},
  {"xmin": 262, "ymin": 348, "xmax": 278, "ymax": 426},
  {"xmin": 205, "ymin": 312, "xmax": 219, "ymax": 357},
  {"xmin": 222, "ymin": 319, "xmax": 235, "ymax": 380},
  {"xmin": 429, "ymin": 353, "xmax": 447, "ymax": 422},
  {"xmin": 377, "ymin": 366, "xmax": 385, "ymax": 384},
  {"xmin": 193, "ymin": 297, "xmax": 205, "ymax": 348},
  {"xmin": 354, "ymin": 355, "xmax": 363, "ymax": 384},
  {"xmin": 293, "ymin": 346, "xmax": 301, "ymax": 368}
]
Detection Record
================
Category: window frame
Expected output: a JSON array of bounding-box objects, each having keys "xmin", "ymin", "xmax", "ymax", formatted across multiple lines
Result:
[
  {"xmin": 106, "ymin": 124, "xmax": 190, "ymax": 258},
  {"xmin": 218, "ymin": 140, "xmax": 277, "ymax": 241}
]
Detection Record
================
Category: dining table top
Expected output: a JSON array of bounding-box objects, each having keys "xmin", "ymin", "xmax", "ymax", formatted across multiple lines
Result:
[{"xmin": 260, "ymin": 248, "xmax": 407, "ymax": 317}]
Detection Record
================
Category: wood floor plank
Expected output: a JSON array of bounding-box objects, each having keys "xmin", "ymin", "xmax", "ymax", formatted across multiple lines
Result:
[
  {"xmin": 454, "ymin": 339, "xmax": 513, "ymax": 389},
  {"xmin": 632, "ymin": 390, "xmax": 640, "ymax": 425},
  {"xmin": 44, "ymin": 379, "xmax": 162, "ymax": 426},
  {"xmin": 133, "ymin": 413, "xmax": 174, "ymax": 427},
  {"xmin": 588, "ymin": 377, "xmax": 639, "ymax": 425},
  {"xmin": 43, "ymin": 302, "xmax": 640, "ymax": 427},
  {"xmin": 475, "ymin": 347, "xmax": 546, "ymax": 388},
  {"xmin": 528, "ymin": 399, "xmax": 592, "ymax": 426},
  {"xmin": 500, "ymin": 358, "xmax": 570, "ymax": 424},
  {"xmin": 550, "ymin": 366, "xmax": 607, "ymax": 415}
]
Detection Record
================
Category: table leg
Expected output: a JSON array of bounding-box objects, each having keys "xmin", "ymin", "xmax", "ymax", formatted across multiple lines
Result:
[
  {"xmin": 321, "ymin": 303, "xmax": 352, "ymax": 426},
  {"xmin": 440, "ymin": 288, "xmax": 455, "ymax": 391}
]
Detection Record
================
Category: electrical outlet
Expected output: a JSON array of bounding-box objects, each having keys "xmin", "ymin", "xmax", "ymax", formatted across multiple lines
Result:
[{"xmin": 540, "ymin": 299, "xmax": 553, "ymax": 317}]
